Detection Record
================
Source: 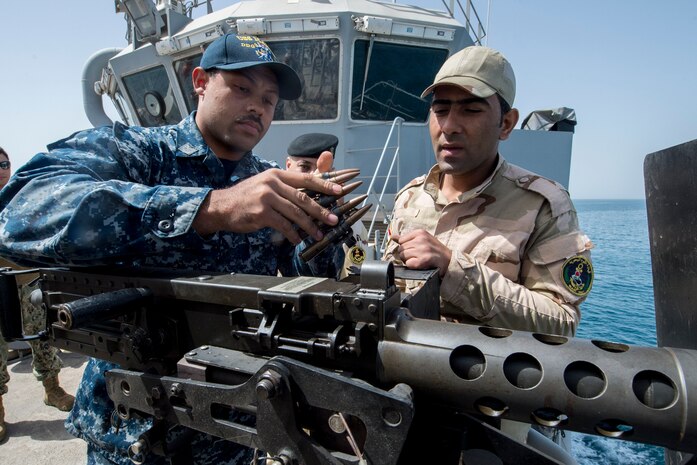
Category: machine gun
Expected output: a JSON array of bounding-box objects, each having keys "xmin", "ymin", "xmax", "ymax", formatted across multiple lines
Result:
[{"xmin": 1, "ymin": 262, "xmax": 696, "ymax": 464}]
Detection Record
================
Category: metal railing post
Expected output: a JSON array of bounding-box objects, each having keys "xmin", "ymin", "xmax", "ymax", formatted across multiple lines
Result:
[{"xmin": 362, "ymin": 117, "xmax": 404, "ymax": 240}]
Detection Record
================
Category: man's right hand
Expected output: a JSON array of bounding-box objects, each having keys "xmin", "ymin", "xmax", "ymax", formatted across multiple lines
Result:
[
  {"xmin": 392, "ymin": 229, "xmax": 453, "ymax": 277},
  {"xmin": 192, "ymin": 168, "xmax": 342, "ymax": 244}
]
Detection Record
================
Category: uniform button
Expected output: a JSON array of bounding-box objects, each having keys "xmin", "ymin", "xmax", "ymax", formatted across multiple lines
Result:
[
  {"xmin": 158, "ymin": 219, "xmax": 174, "ymax": 232},
  {"xmin": 519, "ymin": 176, "xmax": 529, "ymax": 183}
]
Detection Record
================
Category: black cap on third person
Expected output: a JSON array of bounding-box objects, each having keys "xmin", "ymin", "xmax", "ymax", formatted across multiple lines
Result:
[{"xmin": 287, "ymin": 133, "xmax": 339, "ymax": 159}]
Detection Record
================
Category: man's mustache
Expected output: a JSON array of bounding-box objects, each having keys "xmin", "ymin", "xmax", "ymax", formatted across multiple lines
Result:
[{"xmin": 236, "ymin": 114, "xmax": 264, "ymax": 133}]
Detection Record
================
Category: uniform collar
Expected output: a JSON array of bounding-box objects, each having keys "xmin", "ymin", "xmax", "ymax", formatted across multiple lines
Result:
[
  {"xmin": 176, "ymin": 112, "xmax": 255, "ymax": 185},
  {"xmin": 423, "ymin": 155, "xmax": 506, "ymax": 204},
  {"xmin": 174, "ymin": 112, "xmax": 210, "ymax": 159}
]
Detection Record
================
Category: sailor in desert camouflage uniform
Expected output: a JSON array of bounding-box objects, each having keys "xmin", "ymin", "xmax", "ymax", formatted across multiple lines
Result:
[
  {"xmin": 384, "ymin": 46, "xmax": 593, "ymax": 337},
  {"xmin": 0, "ymin": 34, "xmax": 344, "ymax": 464}
]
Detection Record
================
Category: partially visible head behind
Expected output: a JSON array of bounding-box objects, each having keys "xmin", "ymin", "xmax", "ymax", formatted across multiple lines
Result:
[
  {"xmin": 193, "ymin": 34, "xmax": 303, "ymax": 160},
  {"xmin": 200, "ymin": 34, "xmax": 302, "ymax": 100},
  {"xmin": 286, "ymin": 133, "xmax": 339, "ymax": 173},
  {"xmin": 421, "ymin": 45, "xmax": 516, "ymax": 109},
  {"xmin": 0, "ymin": 146, "xmax": 11, "ymax": 190}
]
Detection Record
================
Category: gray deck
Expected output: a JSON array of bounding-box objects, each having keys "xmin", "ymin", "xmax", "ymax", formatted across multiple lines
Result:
[{"xmin": 0, "ymin": 350, "xmax": 87, "ymax": 464}]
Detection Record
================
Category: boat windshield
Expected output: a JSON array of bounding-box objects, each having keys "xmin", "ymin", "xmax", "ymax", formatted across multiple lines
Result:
[
  {"xmin": 269, "ymin": 38, "xmax": 340, "ymax": 121},
  {"xmin": 123, "ymin": 65, "xmax": 184, "ymax": 126},
  {"xmin": 351, "ymin": 40, "xmax": 447, "ymax": 122},
  {"xmin": 120, "ymin": 37, "xmax": 445, "ymax": 126},
  {"xmin": 174, "ymin": 39, "xmax": 341, "ymax": 123}
]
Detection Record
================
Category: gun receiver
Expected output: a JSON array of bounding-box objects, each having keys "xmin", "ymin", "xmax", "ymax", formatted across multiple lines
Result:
[{"xmin": 2, "ymin": 263, "xmax": 696, "ymax": 464}]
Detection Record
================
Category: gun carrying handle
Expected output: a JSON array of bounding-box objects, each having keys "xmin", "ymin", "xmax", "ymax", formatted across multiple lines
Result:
[{"xmin": 56, "ymin": 287, "xmax": 153, "ymax": 330}]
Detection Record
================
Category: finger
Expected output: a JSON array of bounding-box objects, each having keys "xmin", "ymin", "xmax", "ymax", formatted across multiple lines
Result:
[
  {"xmin": 400, "ymin": 228, "xmax": 430, "ymax": 243},
  {"xmin": 404, "ymin": 254, "xmax": 430, "ymax": 270},
  {"xmin": 292, "ymin": 188, "xmax": 338, "ymax": 231},
  {"xmin": 268, "ymin": 207, "xmax": 305, "ymax": 244},
  {"xmin": 281, "ymin": 169, "xmax": 343, "ymax": 196},
  {"xmin": 275, "ymin": 173, "xmax": 341, "ymax": 226},
  {"xmin": 396, "ymin": 230, "xmax": 419, "ymax": 244},
  {"xmin": 315, "ymin": 151, "xmax": 334, "ymax": 173},
  {"xmin": 397, "ymin": 243, "xmax": 412, "ymax": 262},
  {"xmin": 272, "ymin": 187, "xmax": 330, "ymax": 240}
]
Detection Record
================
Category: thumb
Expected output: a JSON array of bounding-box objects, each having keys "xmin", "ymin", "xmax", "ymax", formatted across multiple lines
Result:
[{"xmin": 315, "ymin": 151, "xmax": 334, "ymax": 173}]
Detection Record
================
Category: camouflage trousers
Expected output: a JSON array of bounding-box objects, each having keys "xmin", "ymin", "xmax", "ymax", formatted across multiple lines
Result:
[{"xmin": 0, "ymin": 280, "xmax": 64, "ymax": 395}]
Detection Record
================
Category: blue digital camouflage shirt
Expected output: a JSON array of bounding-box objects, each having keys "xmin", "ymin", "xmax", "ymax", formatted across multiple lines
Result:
[{"xmin": 0, "ymin": 113, "xmax": 342, "ymax": 464}]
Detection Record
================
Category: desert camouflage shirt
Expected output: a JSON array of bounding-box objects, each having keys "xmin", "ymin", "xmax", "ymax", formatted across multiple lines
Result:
[
  {"xmin": 0, "ymin": 113, "xmax": 337, "ymax": 464},
  {"xmin": 384, "ymin": 158, "xmax": 593, "ymax": 336}
]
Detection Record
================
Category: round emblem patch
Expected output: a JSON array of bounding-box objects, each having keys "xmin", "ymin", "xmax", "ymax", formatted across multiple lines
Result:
[
  {"xmin": 561, "ymin": 256, "xmax": 593, "ymax": 296},
  {"xmin": 349, "ymin": 245, "xmax": 366, "ymax": 265}
]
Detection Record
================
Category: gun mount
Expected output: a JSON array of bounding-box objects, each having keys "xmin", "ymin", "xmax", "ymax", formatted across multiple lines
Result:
[{"xmin": 1, "ymin": 262, "xmax": 696, "ymax": 464}]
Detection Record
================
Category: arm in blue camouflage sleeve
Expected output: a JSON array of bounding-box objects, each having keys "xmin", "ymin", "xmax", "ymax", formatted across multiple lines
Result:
[{"xmin": 0, "ymin": 124, "xmax": 211, "ymax": 267}]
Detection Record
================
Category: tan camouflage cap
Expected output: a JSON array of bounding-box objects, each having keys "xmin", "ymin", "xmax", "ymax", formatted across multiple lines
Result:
[{"xmin": 421, "ymin": 46, "xmax": 516, "ymax": 107}]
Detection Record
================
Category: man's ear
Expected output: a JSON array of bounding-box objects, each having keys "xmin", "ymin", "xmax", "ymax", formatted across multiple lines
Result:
[
  {"xmin": 192, "ymin": 67, "xmax": 209, "ymax": 96},
  {"xmin": 499, "ymin": 108, "xmax": 519, "ymax": 141},
  {"xmin": 285, "ymin": 157, "xmax": 293, "ymax": 170}
]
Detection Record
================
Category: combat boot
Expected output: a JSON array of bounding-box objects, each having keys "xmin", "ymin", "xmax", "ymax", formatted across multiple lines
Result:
[
  {"xmin": 42, "ymin": 376, "xmax": 75, "ymax": 412},
  {"xmin": 0, "ymin": 395, "xmax": 6, "ymax": 442}
]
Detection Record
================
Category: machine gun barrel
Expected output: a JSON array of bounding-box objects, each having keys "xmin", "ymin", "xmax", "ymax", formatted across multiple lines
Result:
[{"xmin": 379, "ymin": 309, "xmax": 697, "ymax": 454}]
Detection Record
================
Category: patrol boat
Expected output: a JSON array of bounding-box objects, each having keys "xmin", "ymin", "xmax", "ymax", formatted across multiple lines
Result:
[
  {"xmin": 2, "ymin": 3, "xmax": 696, "ymax": 465},
  {"xmin": 83, "ymin": 0, "xmax": 576, "ymax": 244}
]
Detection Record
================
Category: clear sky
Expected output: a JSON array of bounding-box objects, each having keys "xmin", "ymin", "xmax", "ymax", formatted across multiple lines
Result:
[{"xmin": 1, "ymin": 0, "xmax": 695, "ymax": 199}]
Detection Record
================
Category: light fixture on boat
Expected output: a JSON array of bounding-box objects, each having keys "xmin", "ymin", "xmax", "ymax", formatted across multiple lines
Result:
[
  {"xmin": 237, "ymin": 18, "xmax": 266, "ymax": 35},
  {"xmin": 119, "ymin": 0, "xmax": 164, "ymax": 41},
  {"xmin": 237, "ymin": 16, "xmax": 340, "ymax": 35},
  {"xmin": 155, "ymin": 23, "xmax": 225, "ymax": 55},
  {"xmin": 352, "ymin": 15, "xmax": 455, "ymax": 42}
]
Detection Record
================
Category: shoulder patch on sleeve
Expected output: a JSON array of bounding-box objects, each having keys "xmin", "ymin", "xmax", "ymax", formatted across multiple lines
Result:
[{"xmin": 561, "ymin": 255, "xmax": 593, "ymax": 296}]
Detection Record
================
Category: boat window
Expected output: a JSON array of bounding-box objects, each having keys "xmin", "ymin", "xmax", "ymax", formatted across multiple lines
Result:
[
  {"xmin": 266, "ymin": 38, "xmax": 340, "ymax": 121},
  {"xmin": 351, "ymin": 41, "xmax": 448, "ymax": 122},
  {"xmin": 122, "ymin": 65, "xmax": 183, "ymax": 127},
  {"xmin": 174, "ymin": 54, "xmax": 202, "ymax": 114}
]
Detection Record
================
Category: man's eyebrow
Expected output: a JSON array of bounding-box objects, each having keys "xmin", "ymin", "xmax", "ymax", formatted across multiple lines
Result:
[
  {"xmin": 431, "ymin": 97, "xmax": 490, "ymax": 106},
  {"xmin": 236, "ymin": 68, "xmax": 280, "ymax": 96}
]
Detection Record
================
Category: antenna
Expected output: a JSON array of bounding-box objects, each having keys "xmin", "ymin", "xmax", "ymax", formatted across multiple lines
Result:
[{"xmin": 485, "ymin": 0, "xmax": 491, "ymax": 45}]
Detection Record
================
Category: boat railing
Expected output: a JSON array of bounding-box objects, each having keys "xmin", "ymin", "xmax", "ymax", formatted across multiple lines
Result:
[
  {"xmin": 361, "ymin": 116, "xmax": 404, "ymax": 256},
  {"xmin": 440, "ymin": 0, "xmax": 487, "ymax": 45}
]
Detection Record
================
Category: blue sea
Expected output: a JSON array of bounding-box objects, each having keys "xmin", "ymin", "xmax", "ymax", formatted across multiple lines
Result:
[{"xmin": 570, "ymin": 199, "xmax": 663, "ymax": 465}]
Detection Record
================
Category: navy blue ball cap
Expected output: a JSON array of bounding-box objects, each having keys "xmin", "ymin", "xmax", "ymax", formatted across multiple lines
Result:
[
  {"xmin": 200, "ymin": 33, "xmax": 302, "ymax": 100},
  {"xmin": 287, "ymin": 133, "xmax": 339, "ymax": 159}
]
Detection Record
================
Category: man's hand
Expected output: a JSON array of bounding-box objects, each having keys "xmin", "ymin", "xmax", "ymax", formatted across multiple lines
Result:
[
  {"xmin": 193, "ymin": 168, "xmax": 342, "ymax": 244},
  {"xmin": 315, "ymin": 151, "xmax": 334, "ymax": 174},
  {"xmin": 314, "ymin": 150, "xmax": 346, "ymax": 206},
  {"xmin": 392, "ymin": 229, "xmax": 452, "ymax": 277}
]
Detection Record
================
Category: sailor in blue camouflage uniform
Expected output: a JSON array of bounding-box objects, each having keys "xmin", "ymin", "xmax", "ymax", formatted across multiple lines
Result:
[{"xmin": 0, "ymin": 34, "xmax": 345, "ymax": 464}]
